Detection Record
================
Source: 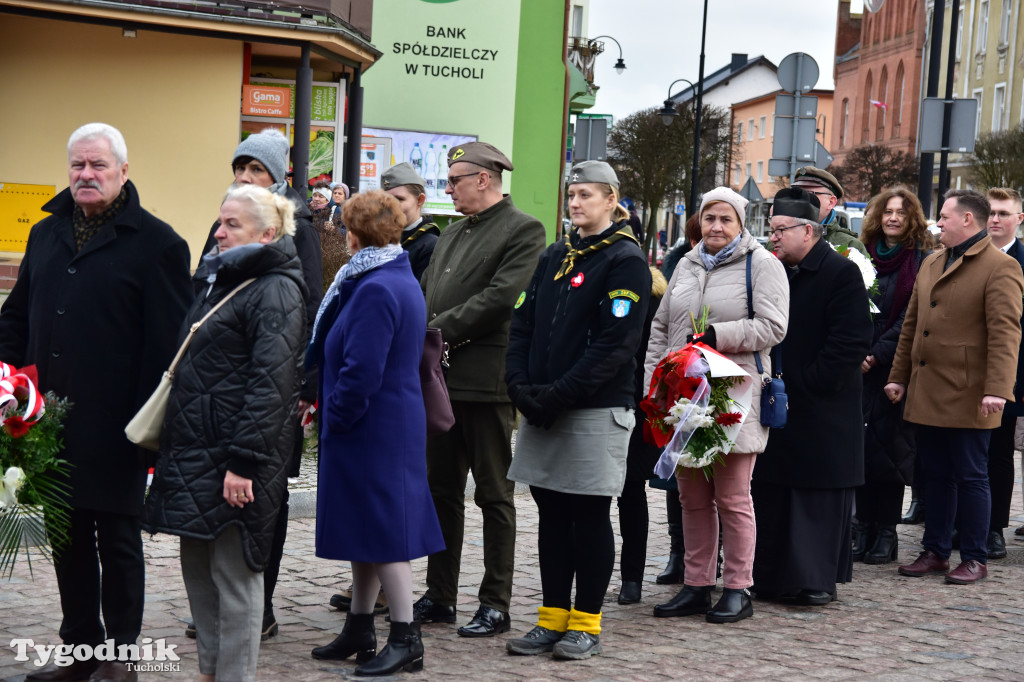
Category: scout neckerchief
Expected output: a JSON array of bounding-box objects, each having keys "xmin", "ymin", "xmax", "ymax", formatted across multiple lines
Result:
[
  {"xmin": 402, "ymin": 221, "xmax": 438, "ymax": 247},
  {"xmin": 553, "ymin": 224, "xmax": 639, "ymax": 280}
]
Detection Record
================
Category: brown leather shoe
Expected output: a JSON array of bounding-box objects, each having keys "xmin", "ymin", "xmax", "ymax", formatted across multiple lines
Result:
[
  {"xmin": 898, "ymin": 550, "xmax": 950, "ymax": 577},
  {"xmin": 88, "ymin": 661, "xmax": 137, "ymax": 682},
  {"xmin": 25, "ymin": 658, "xmax": 100, "ymax": 681},
  {"xmin": 945, "ymin": 560, "xmax": 988, "ymax": 585}
]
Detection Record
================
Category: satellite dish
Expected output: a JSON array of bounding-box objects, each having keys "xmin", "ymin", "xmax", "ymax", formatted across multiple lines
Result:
[{"xmin": 864, "ymin": 0, "xmax": 885, "ymax": 12}]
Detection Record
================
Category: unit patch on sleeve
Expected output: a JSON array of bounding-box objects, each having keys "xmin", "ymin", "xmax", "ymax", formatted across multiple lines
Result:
[
  {"xmin": 608, "ymin": 289, "xmax": 639, "ymax": 302},
  {"xmin": 611, "ymin": 299, "xmax": 632, "ymax": 317},
  {"xmin": 514, "ymin": 291, "xmax": 526, "ymax": 309}
]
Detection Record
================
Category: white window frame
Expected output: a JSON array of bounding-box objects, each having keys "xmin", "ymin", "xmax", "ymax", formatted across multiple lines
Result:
[
  {"xmin": 977, "ymin": 0, "xmax": 990, "ymax": 54},
  {"xmin": 974, "ymin": 87, "xmax": 985, "ymax": 138},
  {"xmin": 758, "ymin": 116, "xmax": 766, "ymax": 139},
  {"xmin": 734, "ymin": 164, "xmax": 742, "ymax": 184},
  {"xmin": 756, "ymin": 160, "xmax": 764, "ymax": 182},
  {"xmin": 737, "ymin": 121, "xmax": 744, "ymax": 144},
  {"xmin": 745, "ymin": 162, "xmax": 752, "ymax": 179},
  {"xmin": 999, "ymin": 0, "xmax": 1012, "ymax": 45},
  {"xmin": 747, "ymin": 118, "xmax": 754, "ymax": 141},
  {"xmin": 956, "ymin": 10, "xmax": 964, "ymax": 59},
  {"xmin": 993, "ymin": 82, "xmax": 1006, "ymax": 132},
  {"xmin": 841, "ymin": 99, "xmax": 849, "ymax": 147}
]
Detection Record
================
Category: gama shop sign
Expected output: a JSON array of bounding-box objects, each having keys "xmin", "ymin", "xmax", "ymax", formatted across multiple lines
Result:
[{"xmin": 242, "ymin": 84, "xmax": 292, "ymax": 118}]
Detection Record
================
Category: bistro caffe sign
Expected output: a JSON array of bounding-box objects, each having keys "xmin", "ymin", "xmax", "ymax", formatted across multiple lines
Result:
[{"xmin": 242, "ymin": 84, "xmax": 292, "ymax": 118}]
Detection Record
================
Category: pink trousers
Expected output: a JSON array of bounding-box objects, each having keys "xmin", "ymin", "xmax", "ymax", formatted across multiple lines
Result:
[{"xmin": 676, "ymin": 452, "xmax": 757, "ymax": 589}]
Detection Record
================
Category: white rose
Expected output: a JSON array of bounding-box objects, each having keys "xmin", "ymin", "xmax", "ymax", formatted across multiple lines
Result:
[{"xmin": 0, "ymin": 466, "xmax": 26, "ymax": 508}]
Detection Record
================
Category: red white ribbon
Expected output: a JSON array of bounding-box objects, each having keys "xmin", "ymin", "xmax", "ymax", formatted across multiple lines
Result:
[{"xmin": 0, "ymin": 362, "xmax": 45, "ymax": 424}]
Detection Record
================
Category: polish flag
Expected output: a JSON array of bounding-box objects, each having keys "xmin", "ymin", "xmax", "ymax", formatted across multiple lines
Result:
[{"xmin": 870, "ymin": 100, "xmax": 888, "ymax": 111}]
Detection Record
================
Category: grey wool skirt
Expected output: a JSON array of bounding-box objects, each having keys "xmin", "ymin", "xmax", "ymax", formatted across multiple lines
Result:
[{"xmin": 508, "ymin": 407, "xmax": 635, "ymax": 497}]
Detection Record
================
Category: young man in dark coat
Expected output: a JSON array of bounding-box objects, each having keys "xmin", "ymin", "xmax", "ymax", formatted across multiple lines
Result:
[
  {"xmin": 196, "ymin": 128, "xmax": 323, "ymax": 640},
  {"xmin": 417, "ymin": 141, "xmax": 546, "ymax": 637},
  {"xmin": 0, "ymin": 123, "xmax": 193, "ymax": 682},
  {"xmin": 751, "ymin": 187, "xmax": 872, "ymax": 605}
]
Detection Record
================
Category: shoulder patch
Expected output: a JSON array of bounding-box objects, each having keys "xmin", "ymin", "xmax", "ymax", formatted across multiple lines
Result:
[
  {"xmin": 608, "ymin": 289, "xmax": 640, "ymax": 302},
  {"xmin": 514, "ymin": 291, "xmax": 526, "ymax": 309},
  {"xmin": 611, "ymin": 299, "xmax": 632, "ymax": 317}
]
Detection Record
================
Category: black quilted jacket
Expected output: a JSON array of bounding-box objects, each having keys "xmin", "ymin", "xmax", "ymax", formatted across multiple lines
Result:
[{"xmin": 144, "ymin": 236, "xmax": 307, "ymax": 571}]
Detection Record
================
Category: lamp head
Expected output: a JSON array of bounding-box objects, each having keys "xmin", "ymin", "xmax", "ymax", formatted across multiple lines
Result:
[{"xmin": 660, "ymin": 100, "xmax": 678, "ymax": 127}]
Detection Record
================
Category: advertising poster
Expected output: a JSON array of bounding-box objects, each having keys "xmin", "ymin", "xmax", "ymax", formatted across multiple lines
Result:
[{"xmin": 360, "ymin": 126, "xmax": 476, "ymax": 216}]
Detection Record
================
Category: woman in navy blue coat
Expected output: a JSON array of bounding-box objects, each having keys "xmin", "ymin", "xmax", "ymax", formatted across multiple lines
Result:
[{"xmin": 309, "ymin": 190, "xmax": 444, "ymax": 676}]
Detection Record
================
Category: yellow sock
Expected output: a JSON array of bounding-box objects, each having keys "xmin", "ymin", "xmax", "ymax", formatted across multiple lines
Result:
[
  {"xmin": 537, "ymin": 606, "xmax": 569, "ymax": 632},
  {"xmin": 567, "ymin": 607, "xmax": 601, "ymax": 635}
]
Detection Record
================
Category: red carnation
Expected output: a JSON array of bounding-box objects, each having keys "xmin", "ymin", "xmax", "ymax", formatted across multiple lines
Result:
[
  {"xmin": 4, "ymin": 416, "xmax": 30, "ymax": 438},
  {"xmin": 715, "ymin": 412, "xmax": 742, "ymax": 426}
]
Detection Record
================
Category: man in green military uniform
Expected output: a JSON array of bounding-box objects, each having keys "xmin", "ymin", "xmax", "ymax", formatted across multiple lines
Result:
[
  {"xmin": 416, "ymin": 142, "xmax": 547, "ymax": 637},
  {"xmin": 792, "ymin": 166, "xmax": 869, "ymax": 257}
]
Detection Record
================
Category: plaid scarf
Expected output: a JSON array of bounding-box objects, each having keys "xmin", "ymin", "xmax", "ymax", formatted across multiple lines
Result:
[
  {"xmin": 71, "ymin": 188, "xmax": 127, "ymax": 251},
  {"xmin": 554, "ymin": 224, "xmax": 639, "ymax": 280}
]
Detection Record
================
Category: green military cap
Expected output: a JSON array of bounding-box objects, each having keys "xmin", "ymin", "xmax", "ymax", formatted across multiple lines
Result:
[
  {"xmin": 447, "ymin": 141, "xmax": 514, "ymax": 172},
  {"xmin": 381, "ymin": 162, "xmax": 426, "ymax": 190},
  {"xmin": 568, "ymin": 160, "xmax": 619, "ymax": 191},
  {"xmin": 793, "ymin": 166, "xmax": 844, "ymax": 200}
]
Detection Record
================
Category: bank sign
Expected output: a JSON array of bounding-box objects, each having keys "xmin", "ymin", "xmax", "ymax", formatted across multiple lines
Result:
[{"xmin": 362, "ymin": 0, "xmax": 521, "ymax": 175}]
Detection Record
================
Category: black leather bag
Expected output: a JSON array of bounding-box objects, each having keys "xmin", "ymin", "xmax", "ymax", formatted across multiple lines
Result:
[{"xmin": 745, "ymin": 253, "xmax": 787, "ymax": 428}]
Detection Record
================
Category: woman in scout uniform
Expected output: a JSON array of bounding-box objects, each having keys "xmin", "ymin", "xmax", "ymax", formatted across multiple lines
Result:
[
  {"xmin": 382, "ymin": 162, "xmax": 440, "ymax": 281},
  {"xmin": 504, "ymin": 160, "xmax": 651, "ymax": 660}
]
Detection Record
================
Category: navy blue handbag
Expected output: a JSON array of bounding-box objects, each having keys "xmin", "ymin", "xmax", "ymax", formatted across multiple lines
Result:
[{"xmin": 746, "ymin": 253, "xmax": 787, "ymax": 428}]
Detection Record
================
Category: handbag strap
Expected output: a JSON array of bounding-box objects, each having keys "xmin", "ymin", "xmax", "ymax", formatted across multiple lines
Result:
[
  {"xmin": 746, "ymin": 252, "xmax": 782, "ymax": 377},
  {"xmin": 165, "ymin": 278, "xmax": 257, "ymax": 378}
]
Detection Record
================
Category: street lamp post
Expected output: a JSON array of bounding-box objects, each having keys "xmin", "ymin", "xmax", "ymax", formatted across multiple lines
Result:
[
  {"xmin": 659, "ymin": 0, "xmax": 708, "ymax": 219},
  {"xmin": 589, "ymin": 35, "xmax": 626, "ymax": 74}
]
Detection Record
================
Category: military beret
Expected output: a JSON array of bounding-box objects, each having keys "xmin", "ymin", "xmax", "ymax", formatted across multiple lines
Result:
[
  {"xmin": 772, "ymin": 187, "xmax": 820, "ymax": 223},
  {"xmin": 568, "ymin": 160, "xmax": 619, "ymax": 191},
  {"xmin": 448, "ymin": 141, "xmax": 514, "ymax": 173},
  {"xmin": 793, "ymin": 166, "xmax": 844, "ymax": 200},
  {"xmin": 381, "ymin": 162, "xmax": 426, "ymax": 190}
]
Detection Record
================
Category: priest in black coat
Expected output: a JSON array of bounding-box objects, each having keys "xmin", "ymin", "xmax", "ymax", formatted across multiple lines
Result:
[{"xmin": 751, "ymin": 187, "xmax": 872, "ymax": 605}]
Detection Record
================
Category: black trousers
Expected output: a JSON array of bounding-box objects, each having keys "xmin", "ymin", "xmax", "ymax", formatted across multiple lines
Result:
[
  {"xmin": 987, "ymin": 411, "xmax": 1016, "ymax": 531},
  {"xmin": 616, "ymin": 478, "xmax": 648, "ymax": 583},
  {"xmin": 532, "ymin": 486, "xmax": 614, "ymax": 615},
  {"xmin": 854, "ymin": 481, "xmax": 905, "ymax": 526},
  {"xmin": 54, "ymin": 508, "xmax": 145, "ymax": 647}
]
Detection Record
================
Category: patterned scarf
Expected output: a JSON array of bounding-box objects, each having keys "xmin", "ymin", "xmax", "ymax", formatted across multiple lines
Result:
[
  {"xmin": 698, "ymin": 233, "xmax": 742, "ymax": 271},
  {"xmin": 554, "ymin": 224, "xmax": 639, "ymax": 280},
  {"xmin": 71, "ymin": 188, "xmax": 127, "ymax": 251},
  {"xmin": 868, "ymin": 239, "xmax": 922, "ymax": 330},
  {"xmin": 310, "ymin": 244, "xmax": 404, "ymax": 348}
]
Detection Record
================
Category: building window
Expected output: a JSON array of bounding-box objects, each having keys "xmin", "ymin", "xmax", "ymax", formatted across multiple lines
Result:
[
  {"xmin": 974, "ymin": 88, "xmax": 984, "ymax": 138},
  {"xmin": 877, "ymin": 67, "xmax": 888, "ymax": 141},
  {"xmin": 571, "ymin": 5, "xmax": 583, "ymax": 38},
  {"xmin": 734, "ymin": 164, "xmax": 742, "ymax": 184},
  {"xmin": 745, "ymin": 162, "xmax": 752, "ymax": 179},
  {"xmin": 748, "ymin": 118, "xmax": 754, "ymax": 141},
  {"xmin": 841, "ymin": 98, "xmax": 849, "ymax": 148},
  {"xmin": 892, "ymin": 62, "xmax": 905, "ymax": 138},
  {"xmin": 993, "ymin": 83, "xmax": 1006, "ymax": 132},
  {"xmin": 756, "ymin": 161, "xmax": 764, "ymax": 182},
  {"xmin": 1000, "ymin": 0, "xmax": 1012, "ymax": 45},
  {"xmin": 758, "ymin": 116, "xmax": 766, "ymax": 139},
  {"xmin": 737, "ymin": 121, "xmax": 744, "ymax": 144},
  {"xmin": 956, "ymin": 10, "xmax": 963, "ymax": 59},
  {"xmin": 977, "ymin": 0, "xmax": 989, "ymax": 54},
  {"xmin": 863, "ymin": 70, "xmax": 873, "ymax": 143}
]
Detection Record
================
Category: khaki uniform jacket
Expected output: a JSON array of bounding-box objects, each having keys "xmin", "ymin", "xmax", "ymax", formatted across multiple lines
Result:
[
  {"xmin": 422, "ymin": 195, "xmax": 546, "ymax": 402},
  {"xmin": 644, "ymin": 231, "xmax": 790, "ymax": 455},
  {"xmin": 889, "ymin": 234, "xmax": 1024, "ymax": 429}
]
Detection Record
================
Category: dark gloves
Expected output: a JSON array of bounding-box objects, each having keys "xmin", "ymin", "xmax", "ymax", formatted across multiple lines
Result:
[
  {"xmin": 686, "ymin": 325, "xmax": 716, "ymax": 349},
  {"xmin": 513, "ymin": 384, "xmax": 572, "ymax": 430}
]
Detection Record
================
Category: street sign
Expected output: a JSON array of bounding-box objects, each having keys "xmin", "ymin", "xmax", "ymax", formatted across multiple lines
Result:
[
  {"xmin": 813, "ymin": 141, "xmax": 833, "ymax": 169},
  {"xmin": 772, "ymin": 117, "xmax": 818, "ymax": 161},
  {"xmin": 777, "ymin": 53, "xmax": 819, "ymax": 94},
  {"xmin": 919, "ymin": 98, "xmax": 979, "ymax": 153},
  {"xmin": 674, "ymin": 204, "xmax": 686, "ymax": 215},
  {"xmin": 768, "ymin": 158, "xmax": 792, "ymax": 177},
  {"xmin": 573, "ymin": 117, "xmax": 608, "ymax": 161},
  {"xmin": 775, "ymin": 94, "xmax": 818, "ymax": 119},
  {"xmin": 739, "ymin": 176, "xmax": 763, "ymax": 203}
]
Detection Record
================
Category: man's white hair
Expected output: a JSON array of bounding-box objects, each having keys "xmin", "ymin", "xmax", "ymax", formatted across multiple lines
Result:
[{"xmin": 68, "ymin": 123, "xmax": 128, "ymax": 165}]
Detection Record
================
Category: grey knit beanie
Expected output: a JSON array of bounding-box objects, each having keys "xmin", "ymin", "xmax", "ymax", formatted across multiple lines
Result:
[{"xmin": 233, "ymin": 129, "xmax": 290, "ymax": 184}]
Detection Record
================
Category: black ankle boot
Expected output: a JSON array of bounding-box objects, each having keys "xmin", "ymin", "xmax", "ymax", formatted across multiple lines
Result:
[
  {"xmin": 706, "ymin": 588, "xmax": 753, "ymax": 623},
  {"xmin": 902, "ymin": 499, "xmax": 925, "ymax": 525},
  {"xmin": 851, "ymin": 521, "xmax": 875, "ymax": 562},
  {"xmin": 354, "ymin": 621, "xmax": 423, "ymax": 676},
  {"xmin": 653, "ymin": 584, "xmax": 712, "ymax": 617},
  {"xmin": 311, "ymin": 612, "xmax": 377, "ymax": 661},
  {"xmin": 656, "ymin": 552, "xmax": 685, "ymax": 585},
  {"xmin": 864, "ymin": 526, "xmax": 898, "ymax": 564}
]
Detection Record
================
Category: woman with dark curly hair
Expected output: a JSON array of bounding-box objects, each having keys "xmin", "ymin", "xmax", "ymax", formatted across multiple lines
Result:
[{"xmin": 854, "ymin": 185, "xmax": 930, "ymax": 564}]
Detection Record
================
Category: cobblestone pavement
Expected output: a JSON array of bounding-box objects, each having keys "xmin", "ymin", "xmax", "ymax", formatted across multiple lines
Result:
[{"xmin": 3, "ymin": 458, "xmax": 1024, "ymax": 681}]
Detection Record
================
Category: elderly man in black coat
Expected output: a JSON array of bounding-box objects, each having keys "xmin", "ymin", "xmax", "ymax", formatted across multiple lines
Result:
[
  {"xmin": 751, "ymin": 187, "xmax": 872, "ymax": 606},
  {"xmin": 0, "ymin": 123, "xmax": 193, "ymax": 682}
]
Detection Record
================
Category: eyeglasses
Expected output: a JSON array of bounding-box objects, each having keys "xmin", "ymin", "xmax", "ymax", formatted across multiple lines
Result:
[
  {"xmin": 803, "ymin": 190, "xmax": 833, "ymax": 198},
  {"xmin": 768, "ymin": 223, "xmax": 805, "ymax": 238},
  {"xmin": 990, "ymin": 211, "xmax": 1021, "ymax": 219},
  {"xmin": 446, "ymin": 171, "xmax": 483, "ymax": 188}
]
